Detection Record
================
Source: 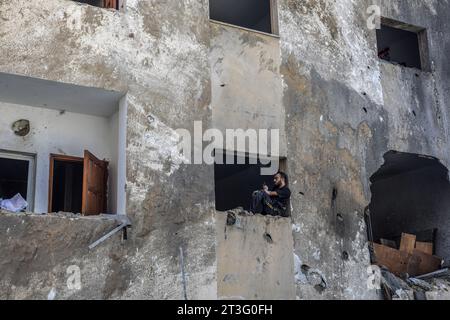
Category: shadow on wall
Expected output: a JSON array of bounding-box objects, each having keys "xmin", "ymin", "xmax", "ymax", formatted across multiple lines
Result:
[{"xmin": 367, "ymin": 151, "xmax": 450, "ymax": 264}]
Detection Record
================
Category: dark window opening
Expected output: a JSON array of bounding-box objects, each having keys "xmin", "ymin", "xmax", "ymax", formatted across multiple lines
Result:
[
  {"xmin": 214, "ymin": 152, "xmax": 283, "ymax": 211},
  {"xmin": 0, "ymin": 157, "xmax": 29, "ymax": 200},
  {"xmin": 73, "ymin": 0, "xmax": 118, "ymax": 10},
  {"xmin": 209, "ymin": 0, "xmax": 274, "ymax": 34},
  {"xmin": 51, "ymin": 160, "xmax": 84, "ymax": 214},
  {"xmin": 367, "ymin": 151, "xmax": 450, "ymax": 268},
  {"xmin": 376, "ymin": 20, "xmax": 428, "ymax": 70}
]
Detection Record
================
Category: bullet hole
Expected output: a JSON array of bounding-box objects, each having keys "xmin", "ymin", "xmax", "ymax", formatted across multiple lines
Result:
[
  {"xmin": 12, "ymin": 119, "xmax": 30, "ymax": 137},
  {"xmin": 263, "ymin": 233, "xmax": 273, "ymax": 244},
  {"xmin": 342, "ymin": 251, "xmax": 349, "ymax": 261},
  {"xmin": 363, "ymin": 107, "xmax": 368, "ymax": 114},
  {"xmin": 303, "ymin": 266, "xmax": 312, "ymax": 275},
  {"xmin": 412, "ymin": 110, "xmax": 417, "ymax": 117},
  {"xmin": 220, "ymin": 84, "xmax": 226, "ymax": 87},
  {"xmin": 332, "ymin": 188, "xmax": 338, "ymax": 201},
  {"xmin": 367, "ymin": 66, "xmax": 371, "ymax": 69},
  {"xmin": 129, "ymin": 33, "xmax": 135, "ymax": 38},
  {"xmin": 147, "ymin": 114, "xmax": 155, "ymax": 124},
  {"xmin": 314, "ymin": 281, "xmax": 327, "ymax": 293},
  {"xmin": 59, "ymin": 110, "xmax": 66, "ymax": 115},
  {"xmin": 362, "ymin": 92, "xmax": 367, "ymax": 96},
  {"xmin": 299, "ymin": 191, "xmax": 305, "ymax": 196},
  {"xmin": 415, "ymin": 73, "xmax": 420, "ymax": 77},
  {"xmin": 301, "ymin": 264, "xmax": 328, "ymax": 293},
  {"xmin": 226, "ymin": 212, "xmax": 236, "ymax": 226},
  {"xmin": 337, "ymin": 213, "xmax": 344, "ymax": 222}
]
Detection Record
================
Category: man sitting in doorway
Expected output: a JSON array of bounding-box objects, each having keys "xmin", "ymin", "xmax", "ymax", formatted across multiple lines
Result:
[{"xmin": 250, "ymin": 172, "xmax": 291, "ymax": 217}]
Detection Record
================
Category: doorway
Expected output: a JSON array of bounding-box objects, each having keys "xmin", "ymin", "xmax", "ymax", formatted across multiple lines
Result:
[{"xmin": 49, "ymin": 151, "xmax": 108, "ymax": 216}]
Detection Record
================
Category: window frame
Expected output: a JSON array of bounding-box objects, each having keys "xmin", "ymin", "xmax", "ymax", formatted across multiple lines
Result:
[
  {"xmin": 209, "ymin": 0, "xmax": 279, "ymax": 36},
  {"xmin": 70, "ymin": 0, "xmax": 122, "ymax": 10},
  {"xmin": 377, "ymin": 17, "xmax": 430, "ymax": 72},
  {"xmin": 0, "ymin": 150, "xmax": 36, "ymax": 211}
]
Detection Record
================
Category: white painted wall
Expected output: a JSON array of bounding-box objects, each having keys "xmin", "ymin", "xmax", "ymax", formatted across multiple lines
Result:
[{"xmin": 0, "ymin": 101, "xmax": 120, "ymax": 214}]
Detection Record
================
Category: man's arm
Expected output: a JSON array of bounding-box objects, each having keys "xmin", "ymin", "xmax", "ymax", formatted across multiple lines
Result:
[{"xmin": 263, "ymin": 186, "xmax": 278, "ymax": 197}]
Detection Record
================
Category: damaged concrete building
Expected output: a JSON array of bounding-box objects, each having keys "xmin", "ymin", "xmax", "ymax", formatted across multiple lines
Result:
[{"xmin": 0, "ymin": 0, "xmax": 449, "ymax": 300}]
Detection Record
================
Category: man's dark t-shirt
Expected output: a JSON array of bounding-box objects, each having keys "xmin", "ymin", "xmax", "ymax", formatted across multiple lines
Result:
[{"xmin": 271, "ymin": 186, "xmax": 291, "ymax": 209}]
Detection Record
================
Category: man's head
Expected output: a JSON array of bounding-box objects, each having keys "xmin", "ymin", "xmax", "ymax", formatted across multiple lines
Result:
[{"xmin": 274, "ymin": 172, "xmax": 288, "ymax": 187}]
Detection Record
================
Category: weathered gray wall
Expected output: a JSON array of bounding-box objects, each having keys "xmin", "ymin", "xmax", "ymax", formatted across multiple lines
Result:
[
  {"xmin": 0, "ymin": 212, "xmax": 120, "ymax": 299},
  {"xmin": 278, "ymin": 0, "xmax": 450, "ymax": 299},
  {"xmin": 0, "ymin": 0, "xmax": 217, "ymax": 299},
  {"xmin": 216, "ymin": 213, "xmax": 295, "ymax": 300},
  {"xmin": 1, "ymin": 0, "xmax": 449, "ymax": 300},
  {"xmin": 210, "ymin": 21, "xmax": 286, "ymax": 157}
]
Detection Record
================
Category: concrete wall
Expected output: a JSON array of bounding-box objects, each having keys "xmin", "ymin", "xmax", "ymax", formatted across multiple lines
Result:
[
  {"xmin": 210, "ymin": 21, "xmax": 286, "ymax": 157},
  {"xmin": 0, "ymin": 101, "xmax": 118, "ymax": 214},
  {"xmin": 0, "ymin": 0, "xmax": 217, "ymax": 299},
  {"xmin": 278, "ymin": 0, "xmax": 450, "ymax": 299},
  {"xmin": 216, "ymin": 213, "xmax": 295, "ymax": 300},
  {"xmin": 0, "ymin": 212, "xmax": 120, "ymax": 300},
  {"xmin": 0, "ymin": 0, "xmax": 449, "ymax": 300}
]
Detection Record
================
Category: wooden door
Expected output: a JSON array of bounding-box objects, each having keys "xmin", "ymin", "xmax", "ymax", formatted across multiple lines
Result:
[
  {"xmin": 103, "ymin": 0, "xmax": 117, "ymax": 9},
  {"xmin": 82, "ymin": 150, "xmax": 108, "ymax": 216}
]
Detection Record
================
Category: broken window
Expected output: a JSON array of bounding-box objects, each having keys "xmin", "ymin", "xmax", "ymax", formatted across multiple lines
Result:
[
  {"xmin": 214, "ymin": 151, "xmax": 284, "ymax": 211},
  {"xmin": 209, "ymin": 0, "xmax": 277, "ymax": 34},
  {"xmin": 366, "ymin": 151, "xmax": 450, "ymax": 276},
  {"xmin": 73, "ymin": 0, "xmax": 118, "ymax": 9},
  {"xmin": 0, "ymin": 151, "xmax": 35, "ymax": 211},
  {"xmin": 376, "ymin": 18, "xmax": 429, "ymax": 70}
]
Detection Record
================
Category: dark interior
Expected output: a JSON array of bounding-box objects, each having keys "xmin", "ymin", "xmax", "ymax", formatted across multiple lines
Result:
[
  {"xmin": 51, "ymin": 160, "xmax": 84, "ymax": 213},
  {"xmin": 0, "ymin": 157, "xmax": 29, "ymax": 200},
  {"xmin": 209, "ymin": 0, "xmax": 272, "ymax": 34},
  {"xmin": 74, "ymin": 0, "xmax": 104, "ymax": 8},
  {"xmin": 214, "ymin": 153, "xmax": 276, "ymax": 211},
  {"xmin": 376, "ymin": 24, "xmax": 423, "ymax": 69},
  {"xmin": 368, "ymin": 151, "xmax": 450, "ymax": 264}
]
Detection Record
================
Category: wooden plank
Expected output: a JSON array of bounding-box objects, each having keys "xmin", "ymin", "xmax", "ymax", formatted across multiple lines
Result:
[
  {"xmin": 400, "ymin": 233, "xmax": 416, "ymax": 254},
  {"xmin": 410, "ymin": 250, "xmax": 443, "ymax": 277},
  {"xmin": 416, "ymin": 242, "xmax": 434, "ymax": 255},
  {"xmin": 373, "ymin": 243, "xmax": 411, "ymax": 276}
]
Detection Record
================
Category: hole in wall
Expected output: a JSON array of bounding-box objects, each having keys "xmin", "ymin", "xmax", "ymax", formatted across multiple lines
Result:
[
  {"xmin": 342, "ymin": 251, "xmax": 349, "ymax": 261},
  {"xmin": 12, "ymin": 119, "xmax": 30, "ymax": 137},
  {"xmin": 332, "ymin": 188, "xmax": 338, "ymax": 201},
  {"xmin": 264, "ymin": 232, "xmax": 273, "ymax": 244},
  {"xmin": 366, "ymin": 151, "xmax": 450, "ymax": 263}
]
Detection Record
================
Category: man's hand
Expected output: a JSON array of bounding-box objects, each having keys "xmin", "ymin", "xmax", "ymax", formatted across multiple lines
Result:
[{"xmin": 263, "ymin": 184, "xmax": 269, "ymax": 192}]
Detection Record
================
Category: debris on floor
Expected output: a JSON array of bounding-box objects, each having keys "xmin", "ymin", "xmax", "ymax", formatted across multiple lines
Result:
[
  {"xmin": 372, "ymin": 232, "xmax": 450, "ymax": 300},
  {"xmin": 380, "ymin": 268, "xmax": 450, "ymax": 300}
]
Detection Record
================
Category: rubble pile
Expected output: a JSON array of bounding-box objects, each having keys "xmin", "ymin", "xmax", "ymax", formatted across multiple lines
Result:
[{"xmin": 372, "ymin": 232, "xmax": 450, "ymax": 300}]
